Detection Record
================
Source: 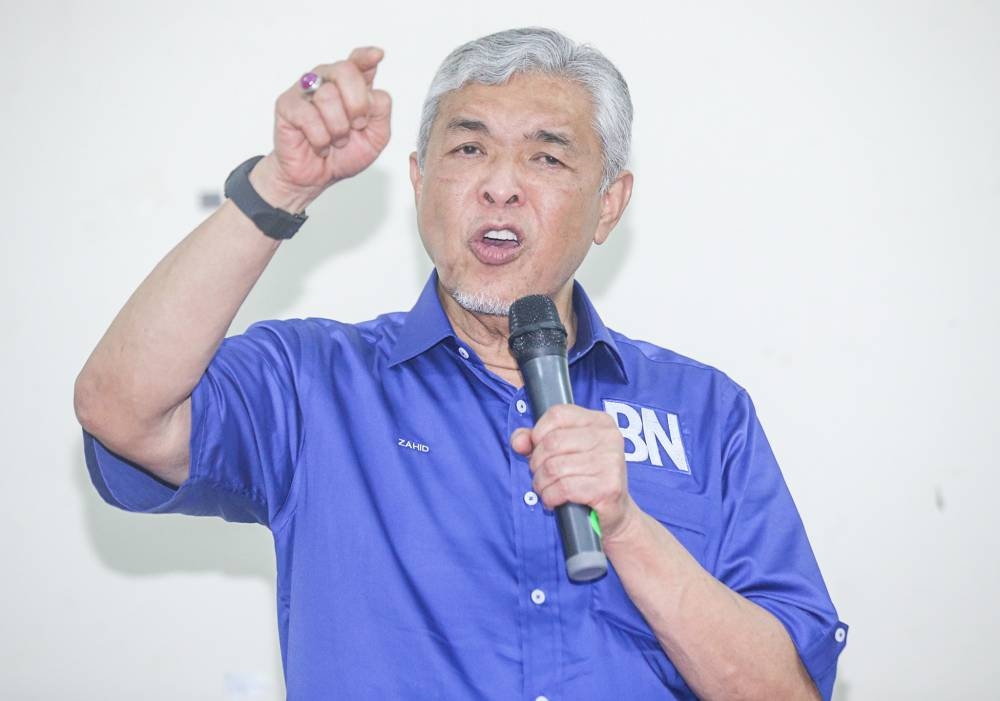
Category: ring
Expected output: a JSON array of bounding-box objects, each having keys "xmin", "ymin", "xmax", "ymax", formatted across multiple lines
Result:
[{"xmin": 299, "ymin": 71, "xmax": 322, "ymax": 94}]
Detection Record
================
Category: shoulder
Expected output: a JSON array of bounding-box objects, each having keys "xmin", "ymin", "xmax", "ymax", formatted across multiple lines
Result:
[
  {"xmin": 230, "ymin": 311, "xmax": 409, "ymax": 357},
  {"xmin": 608, "ymin": 328, "xmax": 749, "ymax": 402}
]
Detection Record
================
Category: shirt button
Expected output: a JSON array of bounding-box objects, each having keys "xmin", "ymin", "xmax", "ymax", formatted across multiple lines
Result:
[
  {"xmin": 457, "ymin": 347, "xmax": 470, "ymax": 359},
  {"xmin": 535, "ymin": 696, "xmax": 549, "ymax": 701},
  {"xmin": 835, "ymin": 627, "xmax": 847, "ymax": 643},
  {"xmin": 516, "ymin": 399, "xmax": 528, "ymax": 414},
  {"xmin": 523, "ymin": 491, "xmax": 539, "ymax": 506},
  {"xmin": 530, "ymin": 589, "xmax": 546, "ymax": 605}
]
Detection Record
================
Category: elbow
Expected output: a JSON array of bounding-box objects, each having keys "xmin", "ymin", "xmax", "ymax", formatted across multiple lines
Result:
[
  {"xmin": 74, "ymin": 366, "xmax": 104, "ymax": 436},
  {"xmin": 73, "ymin": 364, "xmax": 137, "ymax": 443}
]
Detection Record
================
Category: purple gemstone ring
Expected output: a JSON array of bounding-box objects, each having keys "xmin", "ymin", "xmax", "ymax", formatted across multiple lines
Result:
[{"xmin": 299, "ymin": 71, "xmax": 322, "ymax": 94}]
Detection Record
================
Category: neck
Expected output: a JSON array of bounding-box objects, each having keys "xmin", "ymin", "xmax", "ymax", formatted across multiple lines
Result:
[{"xmin": 437, "ymin": 282, "xmax": 578, "ymax": 388}]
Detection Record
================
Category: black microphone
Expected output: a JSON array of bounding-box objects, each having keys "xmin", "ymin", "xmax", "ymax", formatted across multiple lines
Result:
[{"xmin": 509, "ymin": 295, "xmax": 608, "ymax": 583}]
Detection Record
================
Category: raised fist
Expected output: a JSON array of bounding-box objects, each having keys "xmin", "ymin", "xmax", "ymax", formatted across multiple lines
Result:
[{"xmin": 251, "ymin": 46, "xmax": 392, "ymax": 211}]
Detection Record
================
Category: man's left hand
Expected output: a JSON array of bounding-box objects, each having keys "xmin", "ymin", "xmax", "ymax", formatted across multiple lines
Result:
[{"xmin": 510, "ymin": 404, "xmax": 641, "ymax": 542}]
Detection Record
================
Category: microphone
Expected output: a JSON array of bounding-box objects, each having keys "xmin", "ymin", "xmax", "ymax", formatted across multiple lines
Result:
[{"xmin": 509, "ymin": 295, "xmax": 608, "ymax": 583}]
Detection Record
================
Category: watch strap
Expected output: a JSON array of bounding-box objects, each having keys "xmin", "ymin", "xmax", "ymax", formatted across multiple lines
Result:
[{"xmin": 224, "ymin": 155, "xmax": 307, "ymax": 240}]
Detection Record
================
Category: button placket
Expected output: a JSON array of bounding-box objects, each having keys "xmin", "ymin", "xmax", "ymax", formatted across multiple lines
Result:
[{"xmin": 508, "ymin": 387, "xmax": 561, "ymax": 696}]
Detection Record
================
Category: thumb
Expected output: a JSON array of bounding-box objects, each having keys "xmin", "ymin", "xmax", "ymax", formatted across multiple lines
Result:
[{"xmin": 510, "ymin": 428, "xmax": 534, "ymax": 456}]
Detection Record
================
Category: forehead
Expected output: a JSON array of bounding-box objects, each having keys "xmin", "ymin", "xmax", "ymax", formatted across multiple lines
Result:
[{"xmin": 433, "ymin": 72, "xmax": 597, "ymax": 146}]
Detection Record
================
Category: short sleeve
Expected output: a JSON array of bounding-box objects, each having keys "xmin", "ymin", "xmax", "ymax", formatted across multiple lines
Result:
[
  {"xmin": 715, "ymin": 389, "xmax": 848, "ymax": 699},
  {"xmin": 83, "ymin": 321, "xmax": 304, "ymax": 528}
]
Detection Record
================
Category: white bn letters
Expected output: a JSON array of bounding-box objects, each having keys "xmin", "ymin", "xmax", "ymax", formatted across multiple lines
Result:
[{"xmin": 603, "ymin": 400, "xmax": 691, "ymax": 473}]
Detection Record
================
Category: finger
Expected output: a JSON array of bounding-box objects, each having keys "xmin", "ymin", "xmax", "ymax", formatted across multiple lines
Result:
[
  {"xmin": 535, "ymin": 470, "xmax": 609, "ymax": 511},
  {"xmin": 276, "ymin": 93, "xmax": 332, "ymax": 154},
  {"xmin": 310, "ymin": 82, "xmax": 352, "ymax": 146},
  {"xmin": 510, "ymin": 428, "xmax": 534, "ymax": 456},
  {"xmin": 530, "ymin": 425, "xmax": 605, "ymax": 473},
  {"xmin": 530, "ymin": 404, "xmax": 594, "ymax": 443},
  {"xmin": 347, "ymin": 46, "xmax": 385, "ymax": 85},
  {"xmin": 531, "ymin": 449, "xmax": 604, "ymax": 494},
  {"xmin": 323, "ymin": 60, "xmax": 372, "ymax": 128}
]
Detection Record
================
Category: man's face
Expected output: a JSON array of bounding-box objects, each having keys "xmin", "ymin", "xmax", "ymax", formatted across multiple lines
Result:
[{"xmin": 410, "ymin": 72, "xmax": 626, "ymax": 314}]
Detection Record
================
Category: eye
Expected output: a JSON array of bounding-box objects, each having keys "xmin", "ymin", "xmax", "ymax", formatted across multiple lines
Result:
[
  {"xmin": 536, "ymin": 154, "xmax": 564, "ymax": 167},
  {"xmin": 454, "ymin": 144, "xmax": 483, "ymax": 156}
]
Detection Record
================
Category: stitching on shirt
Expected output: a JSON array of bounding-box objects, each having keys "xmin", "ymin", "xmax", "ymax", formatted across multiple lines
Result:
[{"xmin": 191, "ymin": 373, "xmax": 269, "ymax": 521}]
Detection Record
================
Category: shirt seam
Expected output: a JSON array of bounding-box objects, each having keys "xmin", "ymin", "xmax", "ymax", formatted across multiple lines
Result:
[{"xmin": 191, "ymin": 382, "xmax": 269, "ymax": 520}]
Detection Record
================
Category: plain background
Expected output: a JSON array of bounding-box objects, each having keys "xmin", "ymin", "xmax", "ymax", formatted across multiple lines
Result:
[{"xmin": 2, "ymin": 1, "xmax": 997, "ymax": 699}]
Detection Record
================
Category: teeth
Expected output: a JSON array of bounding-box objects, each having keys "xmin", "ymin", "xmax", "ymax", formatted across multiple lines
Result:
[{"xmin": 483, "ymin": 229, "xmax": 518, "ymax": 241}]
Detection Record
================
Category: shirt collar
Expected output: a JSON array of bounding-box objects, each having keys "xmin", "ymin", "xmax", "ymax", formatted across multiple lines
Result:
[
  {"xmin": 387, "ymin": 271, "xmax": 629, "ymax": 383},
  {"xmin": 568, "ymin": 279, "xmax": 629, "ymax": 383},
  {"xmin": 386, "ymin": 271, "xmax": 457, "ymax": 367}
]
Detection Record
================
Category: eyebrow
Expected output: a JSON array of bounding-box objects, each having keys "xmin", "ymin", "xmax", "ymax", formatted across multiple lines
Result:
[{"xmin": 445, "ymin": 118, "xmax": 577, "ymax": 152}]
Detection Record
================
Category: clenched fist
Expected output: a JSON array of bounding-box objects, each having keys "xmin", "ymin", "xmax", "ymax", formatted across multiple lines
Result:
[{"xmin": 250, "ymin": 46, "xmax": 392, "ymax": 212}]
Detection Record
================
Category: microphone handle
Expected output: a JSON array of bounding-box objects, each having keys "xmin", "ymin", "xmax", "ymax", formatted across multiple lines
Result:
[{"xmin": 521, "ymin": 354, "xmax": 608, "ymax": 583}]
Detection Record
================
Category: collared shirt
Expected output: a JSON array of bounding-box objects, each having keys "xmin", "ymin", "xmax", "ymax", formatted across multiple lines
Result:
[{"xmin": 84, "ymin": 272, "xmax": 847, "ymax": 700}]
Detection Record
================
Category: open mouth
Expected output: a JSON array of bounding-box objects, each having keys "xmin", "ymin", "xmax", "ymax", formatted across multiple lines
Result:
[
  {"xmin": 480, "ymin": 228, "xmax": 520, "ymax": 249},
  {"xmin": 470, "ymin": 225, "xmax": 524, "ymax": 265}
]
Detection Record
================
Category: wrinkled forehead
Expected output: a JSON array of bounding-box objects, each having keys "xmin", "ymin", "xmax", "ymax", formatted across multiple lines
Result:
[{"xmin": 431, "ymin": 73, "xmax": 599, "ymax": 147}]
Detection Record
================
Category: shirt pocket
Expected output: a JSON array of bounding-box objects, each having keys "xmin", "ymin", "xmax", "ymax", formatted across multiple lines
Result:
[{"xmin": 592, "ymin": 472, "xmax": 710, "ymax": 640}]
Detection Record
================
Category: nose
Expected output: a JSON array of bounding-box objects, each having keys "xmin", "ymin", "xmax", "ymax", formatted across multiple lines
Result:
[{"xmin": 480, "ymin": 160, "xmax": 523, "ymax": 207}]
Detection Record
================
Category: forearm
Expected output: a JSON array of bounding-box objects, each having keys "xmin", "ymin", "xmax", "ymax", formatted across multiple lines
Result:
[
  {"xmin": 74, "ymin": 157, "xmax": 308, "ymax": 444},
  {"xmin": 602, "ymin": 509, "xmax": 819, "ymax": 701}
]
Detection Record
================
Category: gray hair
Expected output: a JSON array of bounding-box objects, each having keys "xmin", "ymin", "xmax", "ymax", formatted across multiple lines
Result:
[{"xmin": 416, "ymin": 27, "xmax": 632, "ymax": 193}]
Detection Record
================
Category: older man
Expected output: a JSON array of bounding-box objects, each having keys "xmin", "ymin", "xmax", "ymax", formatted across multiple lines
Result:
[{"xmin": 75, "ymin": 27, "xmax": 846, "ymax": 700}]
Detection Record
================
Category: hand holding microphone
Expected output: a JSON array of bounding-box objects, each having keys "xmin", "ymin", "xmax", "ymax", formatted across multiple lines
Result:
[{"xmin": 509, "ymin": 295, "xmax": 636, "ymax": 583}]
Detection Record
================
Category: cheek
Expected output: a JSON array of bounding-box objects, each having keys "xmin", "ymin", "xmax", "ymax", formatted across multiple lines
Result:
[
  {"xmin": 419, "ymin": 177, "xmax": 473, "ymax": 232},
  {"xmin": 531, "ymin": 185, "xmax": 596, "ymax": 238}
]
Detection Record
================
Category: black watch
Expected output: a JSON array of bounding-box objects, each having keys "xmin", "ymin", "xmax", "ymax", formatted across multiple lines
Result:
[{"xmin": 224, "ymin": 155, "xmax": 308, "ymax": 240}]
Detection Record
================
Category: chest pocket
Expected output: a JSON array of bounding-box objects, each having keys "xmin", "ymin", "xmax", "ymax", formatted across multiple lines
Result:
[{"xmin": 592, "ymin": 472, "xmax": 710, "ymax": 640}]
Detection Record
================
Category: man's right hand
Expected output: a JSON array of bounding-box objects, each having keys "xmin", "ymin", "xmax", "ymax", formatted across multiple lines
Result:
[{"xmin": 251, "ymin": 46, "xmax": 392, "ymax": 211}]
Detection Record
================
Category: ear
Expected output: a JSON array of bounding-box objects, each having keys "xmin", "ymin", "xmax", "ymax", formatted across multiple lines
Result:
[
  {"xmin": 593, "ymin": 170, "xmax": 634, "ymax": 245},
  {"xmin": 409, "ymin": 151, "xmax": 422, "ymax": 207}
]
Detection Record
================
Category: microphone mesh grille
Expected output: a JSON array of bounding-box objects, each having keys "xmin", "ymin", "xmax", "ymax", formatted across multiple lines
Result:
[{"xmin": 508, "ymin": 295, "xmax": 567, "ymax": 361}]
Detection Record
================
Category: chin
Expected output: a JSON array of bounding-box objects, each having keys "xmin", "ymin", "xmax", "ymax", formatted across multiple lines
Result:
[{"xmin": 448, "ymin": 287, "xmax": 512, "ymax": 316}]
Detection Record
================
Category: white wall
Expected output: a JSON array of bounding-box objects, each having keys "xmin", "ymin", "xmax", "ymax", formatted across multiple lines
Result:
[{"xmin": 3, "ymin": 1, "xmax": 997, "ymax": 698}]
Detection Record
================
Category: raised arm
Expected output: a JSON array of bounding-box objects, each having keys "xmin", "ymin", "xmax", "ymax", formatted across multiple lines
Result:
[{"xmin": 74, "ymin": 47, "xmax": 392, "ymax": 487}]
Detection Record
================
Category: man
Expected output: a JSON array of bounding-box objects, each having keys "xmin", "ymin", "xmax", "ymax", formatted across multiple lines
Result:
[{"xmin": 75, "ymin": 27, "xmax": 847, "ymax": 700}]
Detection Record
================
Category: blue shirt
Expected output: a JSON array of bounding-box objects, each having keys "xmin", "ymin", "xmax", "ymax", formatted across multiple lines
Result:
[{"xmin": 84, "ymin": 273, "xmax": 847, "ymax": 700}]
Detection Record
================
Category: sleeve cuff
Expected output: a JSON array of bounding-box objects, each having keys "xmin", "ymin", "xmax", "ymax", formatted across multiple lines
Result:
[
  {"xmin": 82, "ymin": 428, "xmax": 264, "ymax": 523},
  {"xmin": 83, "ymin": 429, "xmax": 189, "ymax": 513},
  {"xmin": 798, "ymin": 620, "xmax": 849, "ymax": 700}
]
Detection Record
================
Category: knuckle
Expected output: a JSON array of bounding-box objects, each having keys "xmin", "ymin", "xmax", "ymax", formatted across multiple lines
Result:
[
  {"xmin": 549, "ymin": 404, "xmax": 574, "ymax": 421},
  {"xmin": 312, "ymin": 82, "xmax": 342, "ymax": 104},
  {"xmin": 547, "ymin": 453, "xmax": 570, "ymax": 476},
  {"xmin": 541, "ymin": 432, "xmax": 564, "ymax": 455},
  {"xmin": 540, "ymin": 487, "xmax": 560, "ymax": 510}
]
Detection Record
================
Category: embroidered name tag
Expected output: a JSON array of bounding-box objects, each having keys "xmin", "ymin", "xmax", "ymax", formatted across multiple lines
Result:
[{"xmin": 397, "ymin": 438, "xmax": 431, "ymax": 453}]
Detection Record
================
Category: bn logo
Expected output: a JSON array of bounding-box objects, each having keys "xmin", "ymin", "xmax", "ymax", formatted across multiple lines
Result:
[{"xmin": 603, "ymin": 400, "xmax": 691, "ymax": 474}]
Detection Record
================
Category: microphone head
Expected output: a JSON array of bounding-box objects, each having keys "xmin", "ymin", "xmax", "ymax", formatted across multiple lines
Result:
[{"xmin": 508, "ymin": 295, "xmax": 568, "ymax": 363}]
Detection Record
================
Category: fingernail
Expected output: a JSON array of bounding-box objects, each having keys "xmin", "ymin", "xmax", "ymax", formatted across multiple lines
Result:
[
  {"xmin": 352, "ymin": 117, "xmax": 368, "ymax": 130},
  {"xmin": 334, "ymin": 137, "xmax": 349, "ymax": 148}
]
